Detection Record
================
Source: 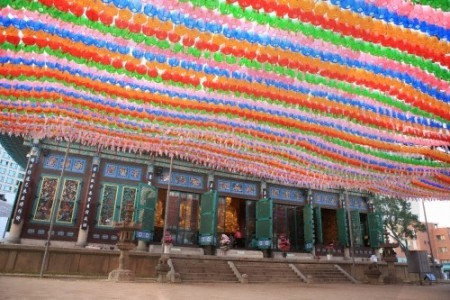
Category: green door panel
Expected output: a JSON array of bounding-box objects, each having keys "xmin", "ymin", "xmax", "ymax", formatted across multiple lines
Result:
[
  {"xmin": 350, "ymin": 210, "xmax": 362, "ymax": 247},
  {"xmin": 198, "ymin": 190, "xmax": 218, "ymax": 245},
  {"xmin": 256, "ymin": 197, "xmax": 273, "ymax": 249},
  {"xmin": 368, "ymin": 212, "xmax": 384, "ymax": 248},
  {"xmin": 315, "ymin": 206, "xmax": 323, "ymax": 244},
  {"xmin": 135, "ymin": 184, "xmax": 158, "ymax": 242},
  {"xmin": 337, "ymin": 208, "xmax": 349, "ymax": 246},
  {"xmin": 303, "ymin": 203, "xmax": 314, "ymax": 252}
]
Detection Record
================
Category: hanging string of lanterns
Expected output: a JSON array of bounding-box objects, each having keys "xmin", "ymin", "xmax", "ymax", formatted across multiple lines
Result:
[{"xmin": 0, "ymin": 0, "xmax": 449, "ymax": 199}]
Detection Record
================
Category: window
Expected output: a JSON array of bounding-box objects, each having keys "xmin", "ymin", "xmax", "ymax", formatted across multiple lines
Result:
[
  {"xmin": 3, "ymin": 185, "xmax": 12, "ymax": 192},
  {"xmin": 6, "ymin": 178, "xmax": 13, "ymax": 184},
  {"xmin": 97, "ymin": 183, "xmax": 138, "ymax": 227},
  {"xmin": 438, "ymin": 247, "xmax": 448, "ymax": 253},
  {"xmin": 436, "ymin": 235, "xmax": 446, "ymax": 241},
  {"xmin": 33, "ymin": 176, "xmax": 81, "ymax": 224},
  {"xmin": 8, "ymin": 170, "xmax": 16, "ymax": 177},
  {"xmin": 0, "ymin": 168, "xmax": 5, "ymax": 174}
]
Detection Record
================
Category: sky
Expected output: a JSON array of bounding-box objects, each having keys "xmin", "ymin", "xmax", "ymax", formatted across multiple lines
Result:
[{"xmin": 417, "ymin": 200, "xmax": 450, "ymax": 228}]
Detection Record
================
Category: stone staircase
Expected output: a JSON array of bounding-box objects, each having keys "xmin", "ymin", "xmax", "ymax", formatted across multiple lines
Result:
[
  {"xmin": 170, "ymin": 257, "xmax": 356, "ymax": 284},
  {"xmin": 170, "ymin": 257, "xmax": 239, "ymax": 283},
  {"xmin": 232, "ymin": 261, "xmax": 303, "ymax": 283},
  {"xmin": 295, "ymin": 263, "xmax": 354, "ymax": 284}
]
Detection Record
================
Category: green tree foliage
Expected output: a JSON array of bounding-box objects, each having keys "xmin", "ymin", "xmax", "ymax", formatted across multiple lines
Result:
[{"xmin": 373, "ymin": 197, "xmax": 426, "ymax": 253}]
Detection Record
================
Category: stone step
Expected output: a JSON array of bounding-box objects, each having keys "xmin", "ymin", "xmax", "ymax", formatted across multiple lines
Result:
[
  {"xmin": 181, "ymin": 278, "xmax": 238, "ymax": 283},
  {"xmin": 179, "ymin": 273, "xmax": 237, "ymax": 280},
  {"xmin": 170, "ymin": 258, "xmax": 353, "ymax": 284},
  {"xmin": 173, "ymin": 267, "xmax": 230, "ymax": 272}
]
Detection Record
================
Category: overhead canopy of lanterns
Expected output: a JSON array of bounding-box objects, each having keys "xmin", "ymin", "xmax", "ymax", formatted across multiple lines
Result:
[{"xmin": 0, "ymin": 0, "xmax": 449, "ymax": 199}]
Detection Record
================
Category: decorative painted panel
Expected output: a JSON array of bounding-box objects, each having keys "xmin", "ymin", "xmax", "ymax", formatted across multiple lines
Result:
[
  {"xmin": 313, "ymin": 191, "xmax": 339, "ymax": 208},
  {"xmin": 43, "ymin": 154, "xmax": 86, "ymax": 174},
  {"xmin": 217, "ymin": 179, "xmax": 257, "ymax": 197},
  {"xmin": 104, "ymin": 163, "xmax": 142, "ymax": 181},
  {"xmin": 119, "ymin": 186, "xmax": 138, "ymax": 222},
  {"xmin": 348, "ymin": 195, "xmax": 368, "ymax": 212},
  {"xmin": 13, "ymin": 154, "xmax": 37, "ymax": 224},
  {"xmin": 33, "ymin": 176, "xmax": 59, "ymax": 221},
  {"xmin": 97, "ymin": 184, "xmax": 118, "ymax": 227},
  {"xmin": 56, "ymin": 179, "xmax": 81, "ymax": 223},
  {"xmin": 269, "ymin": 186, "xmax": 304, "ymax": 203},
  {"xmin": 157, "ymin": 170, "xmax": 205, "ymax": 190}
]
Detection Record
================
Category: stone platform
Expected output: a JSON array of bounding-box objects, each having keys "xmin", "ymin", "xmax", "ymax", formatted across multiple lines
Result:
[
  {"xmin": 148, "ymin": 244, "xmax": 204, "ymax": 255},
  {"xmin": 216, "ymin": 249, "xmax": 264, "ymax": 258}
]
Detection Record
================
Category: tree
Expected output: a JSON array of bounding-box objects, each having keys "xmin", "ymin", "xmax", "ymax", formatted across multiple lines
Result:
[{"xmin": 373, "ymin": 197, "xmax": 426, "ymax": 253}]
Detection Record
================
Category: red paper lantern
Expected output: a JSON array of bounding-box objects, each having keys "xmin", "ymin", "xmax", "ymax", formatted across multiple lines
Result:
[
  {"xmin": 48, "ymin": 40, "xmax": 60, "ymax": 50},
  {"xmin": 85, "ymin": 8, "xmax": 99, "ymax": 22},
  {"xmin": 155, "ymin": 30, "xmax": 168, "ymax": 41},
  {"xmin": 168, "ymin": 32, "xmax": 181, "ymax": 43},
  {"xmin": 161, "ymin": 72, "xmax": 172, "ymax": 81},
  {"xmin": 147, "ymin": 68, "xmax": 158, "ymax": 78},
  {"xmin": 115, "ymin": 19, "xmax": 129, "ymax": 29},
  {"xmin": 99, "ymin": 12, "xmax": 114, "ymax": 25},
  {"xmin": 239, "ymin": 0, "xmax": 252, "ymax": 7},
  {"xmin": 288, "ymin": 8, "xmax": 299, "ymax": 19},
  {"xmin": 182, "ymin": 36, "xmax": 195, "ymax": 47},
  {"xmin": 112, "ymin": 59, "xmax": 123, "ymax": 69},
  {"xmin": 39, "ymin": 0, "xmax": 54, "ymax": 8},
  {"xmin": 69, "ymin": 3, "xmax": 84, "ymax": 17},
  {"xmin": 142, "ymin": 26, "xmax": 156, "ymax": 36},
  {"xmin": 262, "ymin": 0, "xmax": 275, "ymax": 13},
  {"xmin": 256, "ymin": 53, "xmax": 268, "ymax": 63},
  {"xmin": 222, "ymin": 46, "xmax": 232, "ymax": 55},
  {"xmin": 276, "ymin": 4, "xmax": 288, "ymax": 17},
  {"xmin": 6, "ymin": 35, "xmax": 20, "ymax": 45},
  {"xmin": 128, "ymin": 23, "xmax": 142, "ymax": 34},
  {"xmin": 54, "ymin": 0, "xmax": 69, "ymax": 12},
  {"xmin": 22, "ymin": 36, "xmax": 36, "ymax": 46},
  {"xmin": 135, "ymin": 64, "xmax": 147, "ymax": 75}
]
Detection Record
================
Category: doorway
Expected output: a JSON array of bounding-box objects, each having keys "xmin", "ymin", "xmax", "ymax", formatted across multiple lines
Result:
[
  {"xmin": 322, "ymin": 208, "xmax": 338, "ymax": 245},
  {"xmin": 217, "ymin": 197, "xmax": 255, "ymax": 249},
  {"xmin": 154, "ymin": 189, "xmax": 200, "ymax": 245},
  {"xmin": 273, "ymin": 204, "xmax": 305, "ymax": 251}
]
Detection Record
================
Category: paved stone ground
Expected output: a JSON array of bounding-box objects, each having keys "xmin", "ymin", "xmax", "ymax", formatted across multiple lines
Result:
[{"xmin": 0, "ymin": 276, "xmax": 449, "ymax": 300}]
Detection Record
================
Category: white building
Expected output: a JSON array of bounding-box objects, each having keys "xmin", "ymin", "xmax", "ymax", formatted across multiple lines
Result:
[{"xmin": 0, "ymin": 144, "xmax": 25, "ymax": 239}]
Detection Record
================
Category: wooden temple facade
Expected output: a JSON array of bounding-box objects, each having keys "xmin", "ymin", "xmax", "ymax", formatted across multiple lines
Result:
[{"xmin": 6, "ymin": 138, "xmax": 383, "ymax": 258}]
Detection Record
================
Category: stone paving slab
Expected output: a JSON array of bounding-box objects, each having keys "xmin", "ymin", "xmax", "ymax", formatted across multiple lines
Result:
[{"xmin": 0, "ymin": 275, "xmax": 449, "ymax": 300}]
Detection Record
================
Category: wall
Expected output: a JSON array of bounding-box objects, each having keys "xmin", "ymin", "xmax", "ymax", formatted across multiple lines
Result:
[
  {"xmin": 0, "ymin": 244, "xmax": 421, "ymax": 283},
  {"xmin": 431, "ymin": 227, "xmax": 450, "ymax": 263},
  {"xmin": 0, "ymin": 244, "xmax": 159, "ymax": 277}
]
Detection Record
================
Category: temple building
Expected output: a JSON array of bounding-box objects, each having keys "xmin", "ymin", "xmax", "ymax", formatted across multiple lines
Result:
[{"xmin": 3, "ymin": 137, "xmax": 382, "ymax": 258}]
